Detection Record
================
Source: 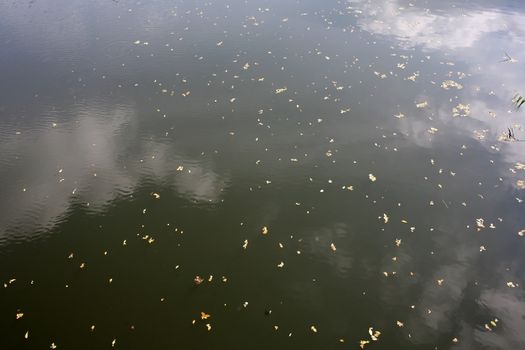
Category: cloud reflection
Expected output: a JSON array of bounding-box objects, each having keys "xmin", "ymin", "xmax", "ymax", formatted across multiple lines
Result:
[{"xmin": 0, "ymin": 100, "xmax": 229, "ymax": 244}]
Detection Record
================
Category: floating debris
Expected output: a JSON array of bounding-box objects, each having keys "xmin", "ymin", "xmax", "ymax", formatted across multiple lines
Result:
[
  {"xmin": 501, "ymin": 127, "xmax": 517, "ymax": 141},
  {"xmin": 441, "ymin": 80, "xmax": 463, "ymax": 90},
  {"xmin": 476, "ymin": 218, "xmax": 486, "ymax": 230},
  {"xmin": 369, "ymin": 327, "xmax": 381, "ymax": 341},
  {"xmin": 500, "ymin": 52, "xmax": 518, "ymax": 63},
  {"xmin": 359, "ymin": 340, "xmax": 370, "ymax": 349},
  {"xmin": 484, "ymin": 318, "xmax": 499, "ymax": 331},
  {"xmin": 416, "ymin": 101, "xmax": 428, "ymax": 108},
  {"xmin": 452, "ymin": 103, "xmax": 470, "ymax": 117},
  {"xmin": 512, "ymin": 94, "xmax": 525, "ymax": 110}
]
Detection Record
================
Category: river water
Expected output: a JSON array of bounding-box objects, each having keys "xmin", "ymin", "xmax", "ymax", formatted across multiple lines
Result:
[{"xmin": 1, "ymin": 0, "xmax": 525, "ymax": 349}]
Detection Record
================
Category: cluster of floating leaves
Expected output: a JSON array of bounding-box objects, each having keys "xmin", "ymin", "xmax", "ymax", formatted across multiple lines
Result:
[
  {"xmin": 452, "ymin": 103, "xmax": 470, "ymax": 117},
  {"xmin": 441, "ymin": 80, "xmax": 463, "ymax": 90}
]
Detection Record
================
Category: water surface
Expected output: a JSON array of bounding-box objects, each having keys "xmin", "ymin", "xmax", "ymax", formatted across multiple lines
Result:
[{"xmin": 1, "ymin": 0, "xmax": 525, "ymax": 349}]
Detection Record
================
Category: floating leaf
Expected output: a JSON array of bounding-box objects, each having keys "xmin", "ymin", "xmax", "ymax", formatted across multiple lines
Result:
[
  {"xmin": 416, "ymin": 101, "xmax": 428, "ymax": 108},
  {"xmin": 368, "ymin": 327, "xmax": 381, "ymax": 341},
  {"xmin": 359, "ymin": 340, "xmax": 370, "ymax": 349}
]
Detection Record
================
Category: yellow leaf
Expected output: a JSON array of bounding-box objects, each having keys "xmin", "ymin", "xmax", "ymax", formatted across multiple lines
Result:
[{"xmin": 360, "ymin": 340, "xmax": 370, "ymax": 349}]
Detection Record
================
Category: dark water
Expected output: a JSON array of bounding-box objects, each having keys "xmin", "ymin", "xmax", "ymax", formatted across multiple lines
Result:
[{"xmin": 1, "ymin": 0, "xmax": 525, "ymax": 349}]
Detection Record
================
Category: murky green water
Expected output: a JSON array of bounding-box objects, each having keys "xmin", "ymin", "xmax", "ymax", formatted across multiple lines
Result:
[{"xmin": 1, "ymin": 0, "xmax": 525, "ymax": 349}]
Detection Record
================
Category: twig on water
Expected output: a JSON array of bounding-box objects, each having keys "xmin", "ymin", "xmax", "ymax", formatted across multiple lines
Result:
[
  {"xmin": 500, "ymin": 52, "xmax": 518, "ymax": 63},
  {"xmin": 512, "ymin": 94, "xmax": 525, "ymax": 110}
]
